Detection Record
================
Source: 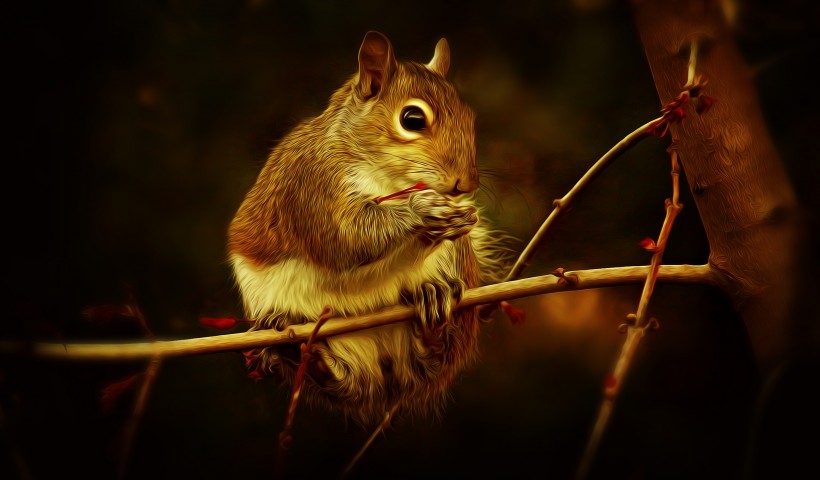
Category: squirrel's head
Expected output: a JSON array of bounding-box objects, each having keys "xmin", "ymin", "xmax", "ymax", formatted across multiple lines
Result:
[{"xmin": 339, "ymin": 31, "xmax": 478, "ymax": 197}]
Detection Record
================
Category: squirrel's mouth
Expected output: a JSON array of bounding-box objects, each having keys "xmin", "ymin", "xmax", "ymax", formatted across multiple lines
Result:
[{"xmin": 373, "ymin": 182, "xmax": 430, "ymax": 204}]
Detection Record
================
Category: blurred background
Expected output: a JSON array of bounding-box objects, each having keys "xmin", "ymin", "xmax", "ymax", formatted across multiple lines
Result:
[{"xmin": 3, "ymin": 0, "xmax": 818, "ymax": 479}]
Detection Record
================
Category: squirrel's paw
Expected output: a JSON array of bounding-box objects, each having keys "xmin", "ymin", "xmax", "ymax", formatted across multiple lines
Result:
[
  {"xmin": 408, "ymin": 191, "xmax": 477, "ymax": 243},
  {"xmin": 402, "ymin": 278, "xmax": 465, "ymax": 353}
]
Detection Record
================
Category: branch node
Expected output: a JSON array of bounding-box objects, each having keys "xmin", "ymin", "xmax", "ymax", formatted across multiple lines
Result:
[
  {"xmin": 552, "ymin": 267, "xmax": 578, "ymax": 286},
  {"xmin": 278, "ymin": 431, "xmax": 292, "ymax": 451},
  {"xmin": 682, "ymin": 73, "xmax": 708, "ymax": 97},
  {"xmin": 619, "ymin": 313, "xmax": 638, "ymax": 333},
  {"xmin": 603, "ymin": 374, "xmax": 619, "ymax": 397}
]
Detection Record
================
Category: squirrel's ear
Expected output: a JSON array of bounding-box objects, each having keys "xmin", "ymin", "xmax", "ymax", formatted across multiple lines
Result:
[
  {"xmin": 426, "ymin": 38, "xmax": 450, "ymax": 77},
  {"xmin": 357, "ymin": 31, "xmax": 396, "ymax": 100}
]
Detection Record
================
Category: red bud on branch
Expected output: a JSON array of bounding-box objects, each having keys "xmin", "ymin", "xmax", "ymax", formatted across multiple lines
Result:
[
  {"xmin": 603, "ymin": 375, "xmax": 618, "ymax": 395},
  {"xmin": 242, "ymin": 349, "xmax": 265, "ymax": 381},
  {"xmin": 637, "ymin": 237, "xmax": 658, "ymax": 252},
  {"xmin": 696, "ymin": 94, "xmax": 717, "ymax": 115}
]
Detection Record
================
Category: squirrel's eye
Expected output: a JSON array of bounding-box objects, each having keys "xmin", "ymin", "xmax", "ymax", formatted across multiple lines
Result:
[{"xmin": 400, "ymin": 106, "xmax": 427, "ymax": 131}]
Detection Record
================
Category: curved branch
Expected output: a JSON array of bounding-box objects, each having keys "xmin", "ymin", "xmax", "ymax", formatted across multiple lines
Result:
[
  {"xmin": 505, "ymin": 117, "xmax": 662, "ymax": 281},
  {"xmin": 7, "ymin": 264, "xmax": 717, "ymax": 362}
]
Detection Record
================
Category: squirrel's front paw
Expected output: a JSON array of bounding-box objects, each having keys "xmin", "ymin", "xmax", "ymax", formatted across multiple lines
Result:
[
  {"xmin": 402, "ymin": 278, "xmax": 465, "ymax": 353},
  {"xmin": 409, "ymin": 191, "xmax": 477, "ymax": 243}
]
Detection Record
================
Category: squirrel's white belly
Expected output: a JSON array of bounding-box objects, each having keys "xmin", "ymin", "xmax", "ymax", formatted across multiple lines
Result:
[
  {"xmin": 230, "ymin": 223, "xmax": 497, "ymax": 422},
  {"xmin": 230, "ymin": 240, "xmax": 456, "ymax": 321}
]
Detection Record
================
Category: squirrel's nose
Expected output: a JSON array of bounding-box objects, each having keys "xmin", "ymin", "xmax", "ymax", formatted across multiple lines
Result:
[{"xmin": 449, "ymin": 177, "xmax": 478, "ymax": 196}]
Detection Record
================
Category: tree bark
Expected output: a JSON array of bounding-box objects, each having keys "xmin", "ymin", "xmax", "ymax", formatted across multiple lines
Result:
[{"xmin": 632, "ymin": 0, "xmax": 799, "ymax": 371}]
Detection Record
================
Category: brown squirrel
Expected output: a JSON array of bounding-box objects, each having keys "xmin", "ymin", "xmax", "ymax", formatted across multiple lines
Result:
[{"xmin": 228, "ymin": 31, "xmax": 509, "ymax": 425}]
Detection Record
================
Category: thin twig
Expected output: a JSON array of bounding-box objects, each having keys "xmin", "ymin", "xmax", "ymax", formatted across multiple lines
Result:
[
  {"xmin": 477, "ymin": 115, "xmax": 663, "ymax": 322},
  {"xmin": 576, "ymin": 134, "xmax": 687, "ymax": 480},
  {"xmin": 5, "ymin": 265, "xmax": 717, "ymax": 362},
  {"xmin": 117, "ymin": 355, "xmax": 162, "ymax": 480},
  {"xmin": 126, "ymin": 285, "xmax": 154, "ymax": 341},
  {"xmin": 339, "ymin": 402, "xmax": 400, "ymax": 480},
  {"xmin": 505, "ymin": 117, "xmax": 663, "ymax": 282},
  {"xmin": 687, "ymin": 38, "xmax": 698, "ymax": 86},
  {"xmin": 275, "ymin": 306, "xmax": 332, "ymax": 479},
  {"xmin": 576, "ymin": 39, "xmax": 701, "ymax": 478}
]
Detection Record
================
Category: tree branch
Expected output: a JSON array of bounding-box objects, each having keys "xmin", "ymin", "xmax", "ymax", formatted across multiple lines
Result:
[
  {"xmin": 505, "ymin": 117, "xmax": 662, "ymax": 281},
  {"xmin": 634, "ymin": 0, "xmax": 799, "ymax": 368},
  {"xmin": 117, "ymin": 355, "xmax": 161, "ymax": 480},
  {"xmin": 5, "ymin": 264, "xmax": 717, "ymax": 362},
  {"xmin": 577, "ymin": 140, "xmax": 687, "ymax": 480}
]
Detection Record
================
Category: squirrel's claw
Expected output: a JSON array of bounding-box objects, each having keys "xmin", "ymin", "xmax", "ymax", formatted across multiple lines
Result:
[
  {"xmin": 403, "ymin": 278, "xmax": 464, "ymax": 352},
  {"xmin": 409, "ymin": 191, "xmax": 478, "ymax": 243}
]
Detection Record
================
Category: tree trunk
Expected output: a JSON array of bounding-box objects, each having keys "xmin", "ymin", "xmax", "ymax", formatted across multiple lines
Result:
[{"xmin": 632, "ymin": 0, "xmax": 799, "ymax": 371}]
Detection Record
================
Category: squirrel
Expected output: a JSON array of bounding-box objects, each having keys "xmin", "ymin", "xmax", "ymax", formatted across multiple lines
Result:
[{"xmin": 228, "ymin": 31, "xmax": 510, "ymax": 425}]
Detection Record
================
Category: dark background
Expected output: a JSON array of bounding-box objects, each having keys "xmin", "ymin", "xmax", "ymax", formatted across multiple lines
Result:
[{"xmin": 3, "ymin": 1, "xmax": 818, "ymax": 479}]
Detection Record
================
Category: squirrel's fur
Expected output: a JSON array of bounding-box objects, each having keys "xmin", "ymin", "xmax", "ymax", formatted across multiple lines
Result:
[{"xmin": 228, "ymin": 31, "xmax": 511, "ymax": 425}]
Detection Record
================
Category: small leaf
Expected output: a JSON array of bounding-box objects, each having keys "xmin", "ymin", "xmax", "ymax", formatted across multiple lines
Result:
[
  {"xmin": 101, "ymin": 374, "xmax": 141, "ymax": 414},
  {"xmin": 200, "ymin": 317, "xmax": 239, "ymax": 330},
  {"xmin": 500, "ymin": 301, "xmax": 526, "ymax": 326},
  {"xmin": 242, "ymin": 349, "xmax": 265, "ymax": 381},
  {"xmin": 242, "ymin": 349, "xmax": 260, "ymax": 367},
  {"xmin": 637, "ymin": 237, "xmax": 658, "ymax": 252}
]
